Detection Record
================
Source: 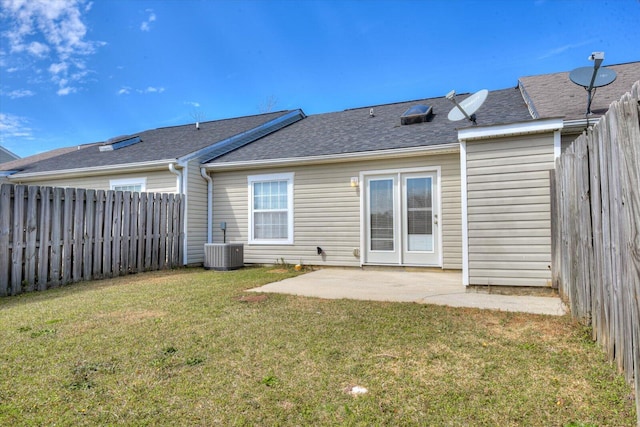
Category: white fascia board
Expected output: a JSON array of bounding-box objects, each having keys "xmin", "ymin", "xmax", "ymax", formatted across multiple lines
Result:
[
  {"xmin": 6, "ymin": 159, "xmax": 176, "ymax": 182},
  {"xmin": 203, "ymin": 143, "xmax": 459, "ymax": 171},
  {"xmin": 458, "ymin": 118, "xmax": 564, "ymax": 142}
]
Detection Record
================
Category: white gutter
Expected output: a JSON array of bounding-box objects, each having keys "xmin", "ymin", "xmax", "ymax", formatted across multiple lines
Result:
[
  {"xmin": 200, "ymin": 167, "xmax": 213, "ymax": 244},
  {"xmin": 168, "ymin": 163, "xmax": 187, "ymax": 265},
  {"xmin": 203, "ymin": 143, "xmax": 460, "ymax": 171},
  {"xmin": 7, "ymin": 159, "xmax": 175, "ymax": 182},
  {"xmin": 458, "ymin": 118, "xmax": 564, "ymax": 141}
]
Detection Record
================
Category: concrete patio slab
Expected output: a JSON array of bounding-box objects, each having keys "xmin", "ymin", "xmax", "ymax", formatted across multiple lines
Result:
[{"xmin": 248, "ymin": 268, "xmax": 567, "ymax": 316}]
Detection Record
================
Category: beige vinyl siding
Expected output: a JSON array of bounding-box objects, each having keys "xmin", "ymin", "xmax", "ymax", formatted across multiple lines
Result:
[
  {"xmin": 561, "ymin": 132, "xmax": 580, "ymax": 153},
  {"xmin": 184, "ymin": 160, "xmax": 208, "ymax": 265},
  {"xmin": 211, "ymin": 153, "xmax": 462, "ymax": 269},
  {"xmin": 465, "ymin": 133, "xmax": 555, "ymax": 287},
  {"xmin": 17, "ymin": 170, "xmax": 178, "ymax": 193}
]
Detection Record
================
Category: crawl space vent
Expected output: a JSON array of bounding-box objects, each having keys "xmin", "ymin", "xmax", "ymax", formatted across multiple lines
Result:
[{"xmin": 401, "ymin": 105, "xmax": 433, "ymax": 125}]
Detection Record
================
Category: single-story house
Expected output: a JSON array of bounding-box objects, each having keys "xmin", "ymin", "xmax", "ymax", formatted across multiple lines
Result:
[{"xmin": 3, "ymin": 61, "xmax": 638, "ymax": 289}]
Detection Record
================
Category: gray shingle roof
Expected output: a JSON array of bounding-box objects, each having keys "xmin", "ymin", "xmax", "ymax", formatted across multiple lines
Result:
[
  {"xmin": 208, "ymin": 87, "xmax": 532, "ymax": 164},
  {"xmin": 518, "ymin": 61, "xmax": 640, "ymax": 120},
  {"xmin": 3, "ymin": 111, "xmax": 294, "ymax": 175}
]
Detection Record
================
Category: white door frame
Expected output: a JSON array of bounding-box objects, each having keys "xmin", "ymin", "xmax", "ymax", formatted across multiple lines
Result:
[{"xmin": 360, "ymin": 166, "xmax": 442, "ymax": 267}]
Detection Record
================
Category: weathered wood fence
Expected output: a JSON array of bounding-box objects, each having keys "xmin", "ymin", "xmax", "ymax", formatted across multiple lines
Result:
[
  {"xmin": 551, "ymin": 81, "xmax": 640, "ymax": 422},
  {"xmin": 0, "ymin": 184, "xmax": 184, "ymax": 296}
]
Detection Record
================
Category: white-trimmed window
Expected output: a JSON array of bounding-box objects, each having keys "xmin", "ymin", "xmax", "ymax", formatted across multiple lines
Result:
[
  {"xmin": 248, "ymin": 172, "xmax": 294, "ymax": 244},
  {"xmin": 110, "ymin": 177, "xmax": 146, "ymax": 192}
]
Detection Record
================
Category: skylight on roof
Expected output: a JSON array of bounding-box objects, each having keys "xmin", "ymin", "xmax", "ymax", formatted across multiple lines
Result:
[
  {"xmin": 400, "ymin": 104, "xmax": 433, "ymax": 125},
  {"xmin": 99, "ymin": 135, "xmax": 141, "ymax": 151}
]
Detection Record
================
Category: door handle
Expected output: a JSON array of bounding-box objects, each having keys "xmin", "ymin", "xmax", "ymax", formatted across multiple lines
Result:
[{"xmin": 434, "ymin": 214, "xmax": 438, "ymax": 225}]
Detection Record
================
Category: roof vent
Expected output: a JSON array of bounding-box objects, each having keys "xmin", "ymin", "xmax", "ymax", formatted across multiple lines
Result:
[
  {"xmin": 99, "ymin": 135, "xmax": 141, "ymax": 152},
  {"xmin": 401, "ymin": 105, "xmax": 433, "ymax": 125}
]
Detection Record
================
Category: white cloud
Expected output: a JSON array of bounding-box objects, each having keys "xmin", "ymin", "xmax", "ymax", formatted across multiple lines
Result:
[
  {"xmin": 0, "ymin": 0, "xmax": 104, "ymax": 95},
  {"xmin": 140, "ymin": 9, "xmax": 156, "ymax": 32},
  {"xmin": 538, "ymin": 39, "xmax": 598, "ymax": 59},
  {"xmin": 3, "ymin": 89, "xmax": 35, "ymax": 98},
  {"xmin": 142, "ymin": 86, "xmax": 165, "ymax": 93},
  {"xmin": 26, "ymin": 41, "xmax": 50, "ymax": 57},
  {"xmin": 0, "ymin": 113, "xmax": 33, "ymax": 143},
  {"xmin": 49, "ymin": 62, "xmax": 68, "ymax": 74},
  {"xmin": 185, "ymin": 101, "xmax": 201, "ymax": 108},
  {"xmin": 117, "ymin": 85, "xmax": 165, "ymax": 96}
]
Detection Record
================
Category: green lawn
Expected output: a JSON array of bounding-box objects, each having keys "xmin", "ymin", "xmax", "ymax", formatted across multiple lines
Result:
[{"xmin": 0, "ymin": 267, "xmax": 635, "ymax": 426}]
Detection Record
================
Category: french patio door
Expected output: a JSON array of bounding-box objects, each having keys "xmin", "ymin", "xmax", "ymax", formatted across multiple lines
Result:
[{"xmin": 364, "ymin": 171, "xmax": 439, "ymax": 266}]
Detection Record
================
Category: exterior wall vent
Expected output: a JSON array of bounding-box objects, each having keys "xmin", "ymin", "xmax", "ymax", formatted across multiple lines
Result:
[
  {"xmin": 99, "ymin": 135, "xmax": 141, "ymax": 152},
  {"xmin": 400, "ymin": 105, "xmax": 433, "ymax": 125}
]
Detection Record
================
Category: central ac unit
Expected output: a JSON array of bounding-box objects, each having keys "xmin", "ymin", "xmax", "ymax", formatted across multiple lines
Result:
[{"xmin": 204, "ymin": 243, "xmax": 244, "ymax": 271}]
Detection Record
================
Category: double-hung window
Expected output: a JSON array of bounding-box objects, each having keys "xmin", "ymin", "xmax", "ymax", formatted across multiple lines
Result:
[
  {"xmin": 110, "ymin": 177, "xmax": 146, "ymax": 192},
  {"xmin": 248, "ymin": 173, "xmax": 294, "ymax": 244}
]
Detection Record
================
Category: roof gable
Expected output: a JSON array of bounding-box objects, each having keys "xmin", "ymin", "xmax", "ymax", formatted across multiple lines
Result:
[{"xmin": 518, "ymin": 61, "xmax": 640, "ymax": 120}]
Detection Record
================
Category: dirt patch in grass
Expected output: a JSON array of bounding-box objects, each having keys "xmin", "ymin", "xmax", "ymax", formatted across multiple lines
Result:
[
  {"xmin": 267, "ymin": 268, "xmax": 290, "ymax": 273},
  {"xmin": 237, "ymin": 294, "xmax": 269, "ymax": 303}
]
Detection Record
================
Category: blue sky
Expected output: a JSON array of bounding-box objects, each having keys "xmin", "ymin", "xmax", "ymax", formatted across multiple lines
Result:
[{"xmin": 1, "ymin": 0, "xmax": 638, "ymax": 158}]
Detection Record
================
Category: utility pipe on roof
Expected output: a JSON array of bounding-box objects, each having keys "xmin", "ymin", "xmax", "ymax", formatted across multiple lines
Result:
[{"xmin": 200, "ymin": 167, "xmax": 213, "ymax": 244}]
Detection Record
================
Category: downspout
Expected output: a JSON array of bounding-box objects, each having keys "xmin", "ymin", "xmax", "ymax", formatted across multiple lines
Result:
[
  {"xmin": 200, "ymin": 167, "xmax": 213, "ymax": 244},
  {"xmin": 168, "ymin": 163, "xmax": 183, "ymax": 193},
  {"xmin": 168, "ymin": 163, "xmax": 187, "ymax": 265}
]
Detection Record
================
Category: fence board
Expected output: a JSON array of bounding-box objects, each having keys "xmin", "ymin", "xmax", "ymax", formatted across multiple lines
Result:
[
  {"xmin": 0, "ymin": 184, "xmax": 11, "ymax": 295},
  {"xmin": 84, "ymin": 190, "xmax": 95, "ymax": 280},
  {"xmin": 159, "ymin": 193, "xmax": 168, "ymax": 269},
  {"xmin": 121, "ymin": 191, "xmax": 131, "ymax": 274},
  {"xmin": 11, "ymin": 184, "xmax": 25, "ymax": 295},
  {"xmin": 152, "ymin": 194, "xmax": 160, "ymax": 270},
  {"xmin": 112, "ymin": 191, "xmax": 122, "ymax": 276},
  {"xmin": 145, "ymin": 194, "xmax": 153, "ymax": 270},
  {"xmin": 73, "ymin": 188, "xmax": 84, "ymax": 282},
  {"xmin": 93, "ymin": 190, "xmax": 105, "ymax": 278},
  {"xmin": 37, "ymin": 187, "xmax": 51, "ymax": 291},
  {"xmin": 25, "ymin": 185, "xmax": 39, "ymax": 291},
  {"xmin": 103, "ymin": 191, "xmax": 113, "ymax": 278},
  {"xmin": 137, "ymin": 193, "xmax": 147, "ymax": 273}
]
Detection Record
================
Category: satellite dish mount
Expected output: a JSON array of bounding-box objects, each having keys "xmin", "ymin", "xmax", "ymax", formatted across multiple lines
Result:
[
  {"xmin": 446, "ymin": 89, "xmax": 489, "ymax": 125},
  {"xmin": 569, "ymin": 51, "xmax": 617, "ymax": 116}
]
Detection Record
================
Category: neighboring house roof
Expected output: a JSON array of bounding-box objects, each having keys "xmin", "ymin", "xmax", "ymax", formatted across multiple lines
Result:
[
  {"xmin": 518, "ymin": 61, "xmax": 640, "ymax": 120},
  {"xmin": 0, "ymin": 145, "xmax": 20, "ymax": 164},
  {"xmin": 0, "ymin": 144, "xmax": 99, "ymax": 174},
  {"xmin": 206, "ymin": 87, "xmax": 532, "ymax": 165},
  {"xmin": 3, "ymin": 110, "xmax": 300, "ymax": 177}
]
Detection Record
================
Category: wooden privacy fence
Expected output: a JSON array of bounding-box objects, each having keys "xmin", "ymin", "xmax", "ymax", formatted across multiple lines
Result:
[
  {"xmin": 0, "ymin": 184, "xmax": 184, "ymax": 296},
  {"xmin": 551, "ymin": 81, "xmax": 640, "ymax": 422}
]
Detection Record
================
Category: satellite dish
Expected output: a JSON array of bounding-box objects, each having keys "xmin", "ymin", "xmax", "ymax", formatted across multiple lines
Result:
[
  {"xmin": 446, "ymin": 89, "xmax": 489, "ymax": 124},
  {"xmin": 569, "ymin": 67, "xmax": 617, "ymax": 88},
  {"xmin": 569, "ymin": 51, "xmax": 617, "ymax": 115}
]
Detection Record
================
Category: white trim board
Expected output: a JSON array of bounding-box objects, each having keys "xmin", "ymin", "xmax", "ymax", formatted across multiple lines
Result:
[{"xmin": 458, "ymin": 118, "xmax": 563, "ymax": 142}]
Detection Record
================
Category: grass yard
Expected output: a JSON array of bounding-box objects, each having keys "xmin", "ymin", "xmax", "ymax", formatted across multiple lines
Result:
[{"xmin": 0, "ymin": 267, "xmax": 635, "ymax": 426}]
